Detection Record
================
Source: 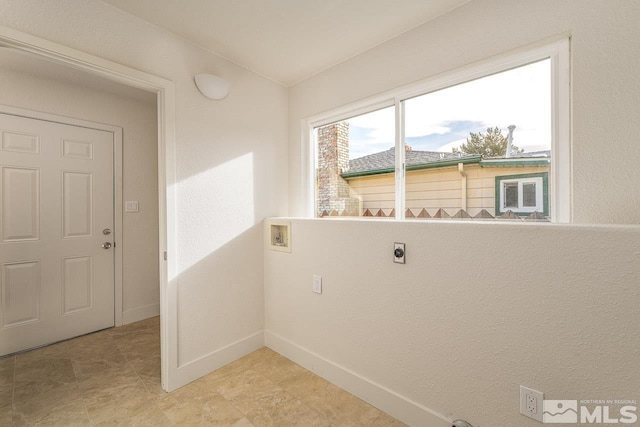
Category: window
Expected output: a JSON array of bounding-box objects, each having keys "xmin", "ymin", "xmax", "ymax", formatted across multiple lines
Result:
[
  {"xmin": 314, "ymin": 107, "xmax": 395, "ymax": 218},
  {"xmin": 307, "ymin": 39, "xmax": 570, "ymax": 222},
  {"xmin": 495, "ymin": 173, "xmax": 548, "ymax": 216}
]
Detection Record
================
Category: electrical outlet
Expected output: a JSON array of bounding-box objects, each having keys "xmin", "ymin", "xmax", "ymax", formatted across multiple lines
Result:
[
  {"xmin": 520, "ymin": 385, "xmax": 544, "ymax": 422},
  {"xmin": 528, "ymin": 394, "xmax": 537, "ymax": 413},
  {"xmin": 313, "ymin": 275, "xmax": 322, "ymax": 294},
  {"xmin": 393, "ymin": 242, "xmax": 405, "ymax": 264}
]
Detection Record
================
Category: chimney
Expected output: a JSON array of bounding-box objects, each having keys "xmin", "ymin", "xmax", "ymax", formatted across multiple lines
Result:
[
  {"xmin": 506, "ymin": 125, "xmax": 516, "ymax": 158},
  {"xmin": 317, "ymin": 121, "xmax": 351, "ymax": 214}
]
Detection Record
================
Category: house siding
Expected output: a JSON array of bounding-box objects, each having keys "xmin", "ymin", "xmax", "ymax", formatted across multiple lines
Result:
[{"xmin": 345, "ymin": 164, "xmax": 550, "ymax": 217}]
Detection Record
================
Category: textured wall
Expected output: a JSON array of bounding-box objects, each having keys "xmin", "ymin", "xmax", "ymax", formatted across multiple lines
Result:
[
  {"xmin": 0, "ymin": 0, "xmax": 288, "ymax": 370},
  {"xmin": 265, "ymin": 219, "xmax": 640, "ymax": 426}
]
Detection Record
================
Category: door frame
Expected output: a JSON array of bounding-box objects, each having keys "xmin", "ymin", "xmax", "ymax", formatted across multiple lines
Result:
[
  {"xmin": 0, "ymin": 105, "xmax": 124, "ymax": 326},
  {"xmin": 0, "ymin": 25, "xmax": 178, "ymax": 391}
]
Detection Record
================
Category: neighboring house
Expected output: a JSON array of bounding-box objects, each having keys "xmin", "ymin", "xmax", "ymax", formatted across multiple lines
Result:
[{"xmin": 317, "ymin": 122, "xmax": 550, "ymax": 220}]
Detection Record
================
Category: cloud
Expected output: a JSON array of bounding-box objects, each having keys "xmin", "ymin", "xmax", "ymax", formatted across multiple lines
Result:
[{"xmin": 343, "ymin": 59, "xmax": 551, "ymax": 158}]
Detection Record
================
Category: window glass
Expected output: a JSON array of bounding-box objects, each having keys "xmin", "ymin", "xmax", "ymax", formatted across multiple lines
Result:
[
  {"xmin": 314, "ymin": 106, "xmax": 395, "ymax": 218},
  {"xmin": 402, "ymin": 59, "xmax": 551, "ymax": 220},
  {"xmin": 504, "ymin": 183, "xmax": 519, "ymax": 209},
  {"xmin": 522, "ymin": 183, "xmax": 537, "ymax": 207},
  {"xmin": 310, "ymin": 40, "xmax": 569, "ymax": 222}
]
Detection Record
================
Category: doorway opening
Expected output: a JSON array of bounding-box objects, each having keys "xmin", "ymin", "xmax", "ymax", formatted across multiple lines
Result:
[{"xmin": 0, "ymin": 28, "xmax": 176, "ymax": 391}]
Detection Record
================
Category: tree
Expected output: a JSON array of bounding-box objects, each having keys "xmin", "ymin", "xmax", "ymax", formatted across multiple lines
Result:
[{"xmin": 453, "ymin": 126, "xmax": 523, "ymax": 158}]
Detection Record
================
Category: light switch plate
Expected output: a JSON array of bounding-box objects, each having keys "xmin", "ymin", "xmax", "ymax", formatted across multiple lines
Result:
[
  {"xmin": 125, "ymin": 201, "xmax": 139, "ymax": 212},
  {"xmin": 313, "ymin": 275, "xmax": 322, "ymax": 294}
]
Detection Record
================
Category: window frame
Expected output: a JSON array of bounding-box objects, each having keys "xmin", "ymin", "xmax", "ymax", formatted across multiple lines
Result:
[
  {"xmin": 302, "ymin": 38, "xmax": 571, "ymax": 222},
  {"xmin": 495, "ymin": 173, "xmax": 549, "ymax": 216}
]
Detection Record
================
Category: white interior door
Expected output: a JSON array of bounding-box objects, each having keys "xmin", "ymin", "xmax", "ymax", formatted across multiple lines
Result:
[{"xmin": 0, "ymin": 112, "xmax": 115, "ymax": 356}]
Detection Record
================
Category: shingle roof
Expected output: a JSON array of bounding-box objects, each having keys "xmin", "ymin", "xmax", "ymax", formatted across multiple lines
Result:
[
  {"xmin": 343, "ymin": 148, "xmax": 551, "ymax": 177},
  {"xmin": 345, "ymin": 148, "xmax": 477, "ymax": 175}
]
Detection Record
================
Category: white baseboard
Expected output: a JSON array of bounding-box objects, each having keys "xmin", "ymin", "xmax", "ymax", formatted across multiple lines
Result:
[
  {"xmin": 122, "ymin": 303, "xmax": 160, "ymax": 325},
  {"xmin": 174, "ymin": 330, "xmax": 265, "ymax": 390},
  {"xmin": 265, "ymin": 330, "xmax": 451, "ymax": 427}
]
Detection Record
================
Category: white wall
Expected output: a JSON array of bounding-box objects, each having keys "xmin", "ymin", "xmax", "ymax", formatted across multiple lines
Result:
[
  {"xmin": 0, "ymin": 66, "xmax": 160, "ymax": 324},
  {"xmin": 265, "ymin": 219, "xmax": 640, "ymax": 426},
  {"xmin": 274, "ymin": 0, "xmax": 640, "ymax": 425},
  {"xmin": 0, "ymin": 0, "xmax": 288, "ymax": 385}
]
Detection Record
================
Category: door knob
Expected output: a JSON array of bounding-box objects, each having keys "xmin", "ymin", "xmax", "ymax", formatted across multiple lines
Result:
[{"xmin": 101, "ymin": 242, "xmax": 112, "ymax": 249}]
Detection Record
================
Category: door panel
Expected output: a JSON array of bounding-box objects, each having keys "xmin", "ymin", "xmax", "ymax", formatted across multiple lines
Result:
[
  {"xmin": 1, "ymin": 131, "xmax": 39, "ymax": 154},
  {"xmin": 1, "ymin": 260, "xmax": 40, "ymax": 327},
  {"xmin": 1, "ymin": 166, "xmax": 40, "ymax": 241},
  {"xmin": 0, "ymin": 113, "xmax": 115, "ymax": 356},
  {"xmin": 62, "ymin": 256, "xmax": 93, "ymax": 314},
  {"xmin": 62, "ymin": 171, "xmax": 93, "ymax": 238}
]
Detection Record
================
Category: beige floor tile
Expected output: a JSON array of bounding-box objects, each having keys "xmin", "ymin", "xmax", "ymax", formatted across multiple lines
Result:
[
  {"xmin": 232, "ymin": 418, "xmax": 256, "ymax": 427},
  {"xmin": 13, "ymin": 358, "xmax": 78, "ymax": 406},
  {"xmin": 14, "ymin": 357, "xmax": 76, "ymax": 384},
  {"xmin": 228, "ymin": 386, "xmax": 294, "ymax": 417},
  {"xmin": 78, "ymin": 365, "xmax": 148, "ymax": 402},
  {"xmin": 0, "ymin": 356, "xmax": 15, "ymax": 383},
  {"xmin": 89, "ymin": 396, "xmax": 171, "ymax": 427},
  {"xmin": 107, "ymin": 316, "xmax": 159, "ymax": 338},
  {"xmin": 130, "ymin": 355, "xmax": 165, "ymax": 397},
  {"xmin": 0, "ymin": 405, "xmax": 12, "ymax": 427},
  {"xmin": 3, "ymin": 319, "xmax": 405, "ymax": 427},
  {"xmin": 279, "ymin": 370, "xmax": 333, "ymax": 400},
  {"xmin": 370, "ymin": 412, "xmax": 409, "ymax": 426},
  {"xmin": 159, "ymin": 384, "xmax": 245, "ymax": 426},
  {"xmin": 249, "ymin": 350, "xmax": 310, "ymax": 386},
  {"xmin": 246, "ymin": 396, "xmax": 330, "ymax": 427},
  {"xmin": 280, "ymin": 370, "xmax": 380, "ymax": 424},
  {"xmin": 12, "ymin": 382, "xmax": 88, "ymax": 427},
  {"xmin": 0, "ymin": 385, "xmax": 10, "ymax": 399},
  {"xmin": 82, "ymin": 371, "xmax": 164, "ymax": 426},
  {"xmin": 199, "ymin": 359, "xmax": 255, "ymax": 392},
  {"xmin": 14, "ymin": 340, "xmax": 71, "ymax": 364},
  {"xmin": 71, "ymin": 352, "xmax": 130, "ymax": 382},
  {"xmin": 67, "ymin": 330, "xmax": 118, "ymax": 357},
  {"xmin": 112, "ymin": 328, "xmax": 160, "ymax": 363},
  {"xmin": 0, "ymin": 356, "xmax": 14, "ymax": 413},
  {"xmin": 215, "ymin": 369, "xmax": 284, "ymax": 408},
  {"xmin": 322, "ymin": 390, "xmax": 381, "ymax": 426}
]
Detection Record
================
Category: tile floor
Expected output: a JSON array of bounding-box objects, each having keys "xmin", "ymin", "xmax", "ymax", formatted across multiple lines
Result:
[{"xmin": 0, "ymin": 317, "xmax": 407, "ymax": 426}]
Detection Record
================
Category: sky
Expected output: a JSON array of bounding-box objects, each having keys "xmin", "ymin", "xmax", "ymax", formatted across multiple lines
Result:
[{"xmin": 345, "ymin": 59, "xmax": 551, "ymax": 160}]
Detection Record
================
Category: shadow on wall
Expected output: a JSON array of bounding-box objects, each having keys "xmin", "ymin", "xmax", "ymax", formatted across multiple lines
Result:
[
  {"xmin": 171, "ymin": 139, "xmax": 280, "ymax": 365},
  {"xmin": 174, "ymin": 222, "xmax": 264, "ymax": 366}
]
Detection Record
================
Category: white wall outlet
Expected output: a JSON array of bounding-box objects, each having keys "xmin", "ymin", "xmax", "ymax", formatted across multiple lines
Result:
[
  {"xmin": 520, "ymin": 385, "xmax": 544, "ymax": 422},
  {"xmin": 393, "ymin": 242, "xmax": 405, "ymax": 264},
  {"xmin": 313, "ymin": 275, "xmax": 322, "ymax": 294}
]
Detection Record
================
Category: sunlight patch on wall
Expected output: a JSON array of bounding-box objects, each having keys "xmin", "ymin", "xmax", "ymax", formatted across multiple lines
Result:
[{"xmin": 173, "ymin": 153, "xmax": 255, "ymax": 278}]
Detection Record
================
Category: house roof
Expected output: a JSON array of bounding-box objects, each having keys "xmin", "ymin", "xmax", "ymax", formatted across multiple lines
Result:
[
  {"xmin": 487, "ymin": 150, "xmax": 551, "ymax": 159},
  {"xmin": 341, "ymin": 148, "xmax": 550, "ymax": 178}
]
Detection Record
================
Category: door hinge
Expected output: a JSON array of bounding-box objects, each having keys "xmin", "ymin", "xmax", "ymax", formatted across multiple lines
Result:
[{"xmin": 163, "ymin": 251, "xmax": 167, "ymax": 261}]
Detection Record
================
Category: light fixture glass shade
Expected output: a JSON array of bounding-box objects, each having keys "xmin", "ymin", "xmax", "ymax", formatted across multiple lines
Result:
[{"xmin": 194, "ymin": 73, "xmax": 231, "ymax": 100}]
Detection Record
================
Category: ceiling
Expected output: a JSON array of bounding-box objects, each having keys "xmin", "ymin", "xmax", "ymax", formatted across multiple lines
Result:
[{"xmin": 102, "ymin": 0, "xmax": 471, "ymax": 86}]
